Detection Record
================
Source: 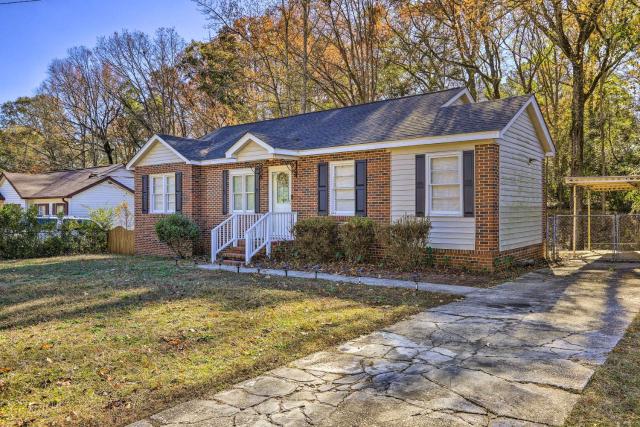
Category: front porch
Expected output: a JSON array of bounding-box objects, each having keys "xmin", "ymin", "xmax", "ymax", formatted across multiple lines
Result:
[{"xmin": 211, "ymin": 211, "xmax": 298, "ymax": 264}]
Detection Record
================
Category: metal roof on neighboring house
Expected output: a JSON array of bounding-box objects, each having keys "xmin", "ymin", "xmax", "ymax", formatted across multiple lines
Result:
[
  {"xmin": 151, "ymin": 88, "xmax": 536, "ymax": 162},
  {"xmin": 0, "ymin": 165, "xmax": 133, "ymax": 199}
]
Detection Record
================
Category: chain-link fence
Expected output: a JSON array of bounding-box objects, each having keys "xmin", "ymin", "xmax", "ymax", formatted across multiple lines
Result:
[{"xmin": 547, "ymin": 214, "xmax": 640, "ymax": 261}]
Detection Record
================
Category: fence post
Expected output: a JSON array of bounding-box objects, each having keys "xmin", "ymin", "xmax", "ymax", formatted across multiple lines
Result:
[{"xmin": 552, "ymin": 215, "xmax": 557, "ymax": 261}]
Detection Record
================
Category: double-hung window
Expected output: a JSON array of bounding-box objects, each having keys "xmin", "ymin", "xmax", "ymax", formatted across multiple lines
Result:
[
  {"xmin": 231, "ymin": 170, "xmax": 255, "ymax": 212},
  {"xmin": 329, "ymin": 161, "xmax": 355, "ymax": 216},
  {"xmin": 428, "ymin": 154, "xmax": 462, "ymax": 216},
  {"xmin": 150, "ymin": 173, "xmax": 176, "ymax": 214}
]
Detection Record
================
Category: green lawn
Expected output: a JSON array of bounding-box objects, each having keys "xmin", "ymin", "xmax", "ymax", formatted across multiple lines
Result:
[
  {"xmin": 0, "ymin": 255, "xmax": 458, "ymax": 426},
  {"xmin": 565, "ymin": 312, "xmax": 640, "ymax": 426}
]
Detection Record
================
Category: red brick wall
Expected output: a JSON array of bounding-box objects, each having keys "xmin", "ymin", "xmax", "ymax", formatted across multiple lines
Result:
[
  {"xmin": 134, "ymin": 163, "xmax": 194, "ymax": 256},
  {"xmin": 135, "ymin": 151, "xmax": 390, "ymax": 257}
]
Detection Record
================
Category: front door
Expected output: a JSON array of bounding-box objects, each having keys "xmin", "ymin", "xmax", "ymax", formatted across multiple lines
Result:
[{"xmin": 270, "ymin": 166, "xmax": 292, "ymax": 213}]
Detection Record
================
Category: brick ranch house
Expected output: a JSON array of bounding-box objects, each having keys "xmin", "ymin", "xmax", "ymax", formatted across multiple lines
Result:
[{"xmin": 127, "ymin": 87, "xmax": 555, "ymax": 271}]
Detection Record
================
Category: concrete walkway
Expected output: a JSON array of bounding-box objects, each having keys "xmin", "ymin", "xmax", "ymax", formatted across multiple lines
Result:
[
  {"xmin": 131, "ymin": 261, "xmax": 640, "ymax": 427},
  {"xmin": 198, "ymin": 263, "xmax": 482, "ymax": 296}
]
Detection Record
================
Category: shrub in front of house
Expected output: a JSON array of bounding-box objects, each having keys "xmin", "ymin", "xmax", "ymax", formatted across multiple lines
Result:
[
  {"xmin": 379, "ymin": 216, "xmax": 432, "ymax": 270},
  {"xmin": 292, "ymin": 216, "xmax": 340, "ymax": 262},
  {"xmin": 0, "ymin": 205, "xmax": 108, "ymax": 259},
  {"xmin": 155, "ymin": 213, "xmax": 200, "ymax": 259},
  {"xmin": 338, "ymin": 216, "xmax": 377, "ymax": 263}
]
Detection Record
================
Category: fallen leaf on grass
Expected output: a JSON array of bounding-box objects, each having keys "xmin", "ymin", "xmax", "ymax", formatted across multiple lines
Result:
[
  {"xmin": 0, "ymin": 367, "xmax": 12, "ymax": 374},
  {"xmin": 40, "ymin": 343, "xmax": 53, "ymax": 350}
]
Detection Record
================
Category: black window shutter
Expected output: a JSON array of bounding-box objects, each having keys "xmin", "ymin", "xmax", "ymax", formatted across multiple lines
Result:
[
  {"xmin": 254, "ymin": 168, "xmax": 261, "ymax": 213},
  {"xmin": 463, "ymin": 150, "xmax": 474, "ymax": 217},
  {"xmin": 415, "ymin": 155, "xmax": 425, "ymax": 217},
  {"xmin": 317, "ymin": 162, "xmax": 329, "ymax": 216},
  {"xmin": 222, "ymin": 170, "xmax": 229, "ymax": 215},
  {"xmin": 175, "ymin": 171, "xmax": 183, "ymax": 213},
  {"xmin": 355, "ymin": 160, "xmax": 367, "ymax": 216},
  {"xmin": 141, "ymin": 175, "xmax": 149, "ymax": 214}
]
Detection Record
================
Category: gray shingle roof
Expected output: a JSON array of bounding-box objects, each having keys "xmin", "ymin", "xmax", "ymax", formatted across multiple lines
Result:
[
  {"xmin": 157, "ymin": 89, "xmax": 532, "ymax": 162},
  {"xmin": 1, "ymin": 165, "xmax": 132, "ymax": 198}
]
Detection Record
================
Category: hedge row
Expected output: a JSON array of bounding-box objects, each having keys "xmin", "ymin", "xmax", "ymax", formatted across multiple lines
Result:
[
  {"xmin": 0, "ymin": 205, "xmax": 108, "ymax": 259},
  {"xmin": 288, "ymin": 216, "xmax": 433, "ymax": 270}
]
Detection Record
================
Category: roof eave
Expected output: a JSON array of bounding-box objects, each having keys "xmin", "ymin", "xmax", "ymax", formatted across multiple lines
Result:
[
  {"xmin": 126, "ymin": 135, "xmax": 191, "ymax": 169},
  {"xmin": 498, "ymin": 96, "xmax": 556, "ymax": 156}
]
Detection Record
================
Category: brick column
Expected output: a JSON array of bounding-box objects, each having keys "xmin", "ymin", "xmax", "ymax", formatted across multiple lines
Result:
[{"xmin": 474, "ymin": 143, "xmax": 500, "ymax": 269}]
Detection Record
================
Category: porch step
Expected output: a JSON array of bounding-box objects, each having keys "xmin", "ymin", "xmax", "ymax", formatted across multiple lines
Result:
[
  {"xmin": 220, "ymin": 251, "xmax": 246, "ymax": 261},
  {"xmin": 221, "ymin": 259, "xmax": 244, "ymax": 266}
]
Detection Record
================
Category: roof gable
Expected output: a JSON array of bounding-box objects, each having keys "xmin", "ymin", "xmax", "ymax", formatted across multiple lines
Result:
[{"xmin": 1, "ymin": 165, "xmax": 133, "ymax": 199}]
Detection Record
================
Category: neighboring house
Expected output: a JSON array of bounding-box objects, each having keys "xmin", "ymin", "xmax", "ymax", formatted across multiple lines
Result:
[
  {"xmin": 0, "ymin": 165, "xmax": 135, "ymax": 228},
  {"xmin": 127, "ymin": 87, "xmax": 555, "ymax": 271}
]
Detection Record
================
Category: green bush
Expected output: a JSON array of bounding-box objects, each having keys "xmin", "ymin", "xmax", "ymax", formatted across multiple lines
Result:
[
  {"xmin": 0, "ymin": 205, "xmax": 108, "ymax": 259},
  {"xmin": 338, "ymin": 217, "xmax": 377, "ymax": 263},
  {"xmin": 292, "ymin": 217, "xmax": 339, "ymax": 262},
  {"xmin": 379, "ymin": 216, "xmax": 432, "ymax": 270},
  {"xmin": 155, "ymin": 213, "xmax": 200, "ymax": 259}
]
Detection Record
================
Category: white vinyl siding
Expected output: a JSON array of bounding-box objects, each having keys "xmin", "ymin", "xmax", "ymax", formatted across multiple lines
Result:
[
  {"xmin": 236, "ymin": 141, "xmax": 270, "ymax": 162},
  {"xmin": 137, "ymin": 141, "xmax": 183, "ymax": 166},
  {"xmin": 390, "ymin": 143, "xmax": 479, "ymax": 250},
  {"xmin": 149, "ymin": 173, "xmax": 176, "ymax": 214},
  {"xmin": 499, "ymin": 111, "xmax": 544, "ymax": 251},
  {"xmin": 0, "ymin": 178, "xmax": 25, "ymax": 207},
  {"xmin": 329, "ymin": 161, "xmax": 355, "ymax": 216},
  {"xmin": 68, "ymin": 182, "xmax": 134, "ymax": 228}
]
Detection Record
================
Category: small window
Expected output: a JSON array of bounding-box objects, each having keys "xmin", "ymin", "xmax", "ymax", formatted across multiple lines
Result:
[
  {"xmin": 429, "ymin": 154, "xmax": 462, "ymax": 215},
  {"xmin": 230, "ymin": 170, "xmax": 255, "ymax": 212},
  {"xmin": 53, "ymin": 203, "xmax": 66, "ymax": 215},
  {"xmin": 36, "ymin": 203, "xmax": 49, "ymax": 217},
  {"xmin": 150, "ymin": 173, "xmax": 176, "ymax": 214},
  {"xmin": 330, "ymin": 161, "xmax": 355, "ymax": 216}
]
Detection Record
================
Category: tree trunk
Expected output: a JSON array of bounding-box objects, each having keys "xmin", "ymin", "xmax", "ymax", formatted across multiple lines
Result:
[{"xmin": 570, "ymin": 63, "xmax": 586, "ymax": 248}]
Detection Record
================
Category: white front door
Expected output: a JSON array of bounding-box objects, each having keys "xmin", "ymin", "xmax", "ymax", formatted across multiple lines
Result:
[{"xmin": 270, "ymin": 166, "xmax": 292, "ymax": 213}]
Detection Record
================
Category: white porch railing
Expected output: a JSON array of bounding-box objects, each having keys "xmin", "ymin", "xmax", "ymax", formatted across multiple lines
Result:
[
  {"xmin": 244, "ymin": 212, "xmax": 297, "ymax": 264},
  {"xmin": 211, "ymin": 213, "xmax": 262, "ymax": 262}
]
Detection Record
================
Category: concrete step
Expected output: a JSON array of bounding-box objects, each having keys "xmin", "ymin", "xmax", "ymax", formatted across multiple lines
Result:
[{"xmin": 221, "ymin": 259, "xmax": 244, "ymax": 266}]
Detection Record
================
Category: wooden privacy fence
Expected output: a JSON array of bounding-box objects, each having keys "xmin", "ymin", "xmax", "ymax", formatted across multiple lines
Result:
[{"xmin": 108, "ymin": 226, "xmax": 135, "ymax": 255}]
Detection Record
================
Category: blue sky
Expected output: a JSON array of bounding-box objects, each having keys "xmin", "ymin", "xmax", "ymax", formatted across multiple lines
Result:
[{"xmin": 0, "ymin": 0, "xmax": 210, "ymax": 103}]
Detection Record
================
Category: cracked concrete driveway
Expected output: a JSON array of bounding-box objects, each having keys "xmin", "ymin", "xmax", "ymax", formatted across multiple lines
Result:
[{"xmin": 129, "ymin": 261, "xmax": 640, "ymax": 427}]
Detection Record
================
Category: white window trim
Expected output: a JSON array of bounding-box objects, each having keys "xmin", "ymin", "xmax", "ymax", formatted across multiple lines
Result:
[
  {"xmin": 149, "ymin": 173, "xmax": 176, "ymax": 214},
  {"xmin": 329, "ymin": 160, "xmax": 356, "ymax": 216},
  {"xmin": 229, "ymin": 168, "xmax": 255, "ymax": 213},
  {"xmin": 425, "ymin": 151, "xmax": 464, "ymax": 217}
]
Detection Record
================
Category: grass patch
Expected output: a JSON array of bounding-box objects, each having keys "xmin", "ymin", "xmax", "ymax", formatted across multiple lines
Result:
[
  {"xmin": 0, "ymin": 255, "xmax": 458, "ymax": 426},
  {"xmin": 565, "ymin": 312, "xmax": 640, "ymax": 426}
]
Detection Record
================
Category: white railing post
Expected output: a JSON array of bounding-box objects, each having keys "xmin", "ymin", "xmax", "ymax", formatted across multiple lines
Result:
[
  {"xmin": 211, "ymin": 228, "xmax": 218, "ymax": 264},
  {"xmin": 266, "ymin": 214, "xmax": 273, "ymax": 257}
]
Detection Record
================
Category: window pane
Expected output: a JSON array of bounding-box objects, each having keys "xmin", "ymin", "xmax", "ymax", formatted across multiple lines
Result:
[
  {"xmin": 166, "ymin": 176, "xmax": 175, "ymax": 193},
  {"xmin": 431, "ymin": 157, "xmax": 459, "ymax": 185},
  {"xmin": 335, "ymin": 164, "xmax": 354, "ymax": 177},
  {"xmin": 233, "ymin": 194, "xmax": 243, "ymax": 210},
  {"xmin": 431, "ymin": 185, "xmax": 460, "ymax": 212},
  {"xmin": 245, "ymin": 174, "xmax": 255, "ymax": 192},
  {"xmin": 335, "ymin": 189, "xmax": 354, "ymax": 212},
  {"xmin": 275, "ymin": 172, "xmax": 289, "ymax": 203},
  {"xmin": 246, "ymin": 193, "xmax": 255, "ymax": 211},
  {"xmin": 232, "ymin": 176, "xmax": 243, "ymax": 192},
  {"xmin": 153, "ymin": 194, "xmax": 164, "ymax": 211},
  {"xmin": 153, "ymin": 177, "xmax": 163, "ymax": 193},
  {"xmin": 167, "ymin": 195, "xmax": 176, "ymax": 212}
]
